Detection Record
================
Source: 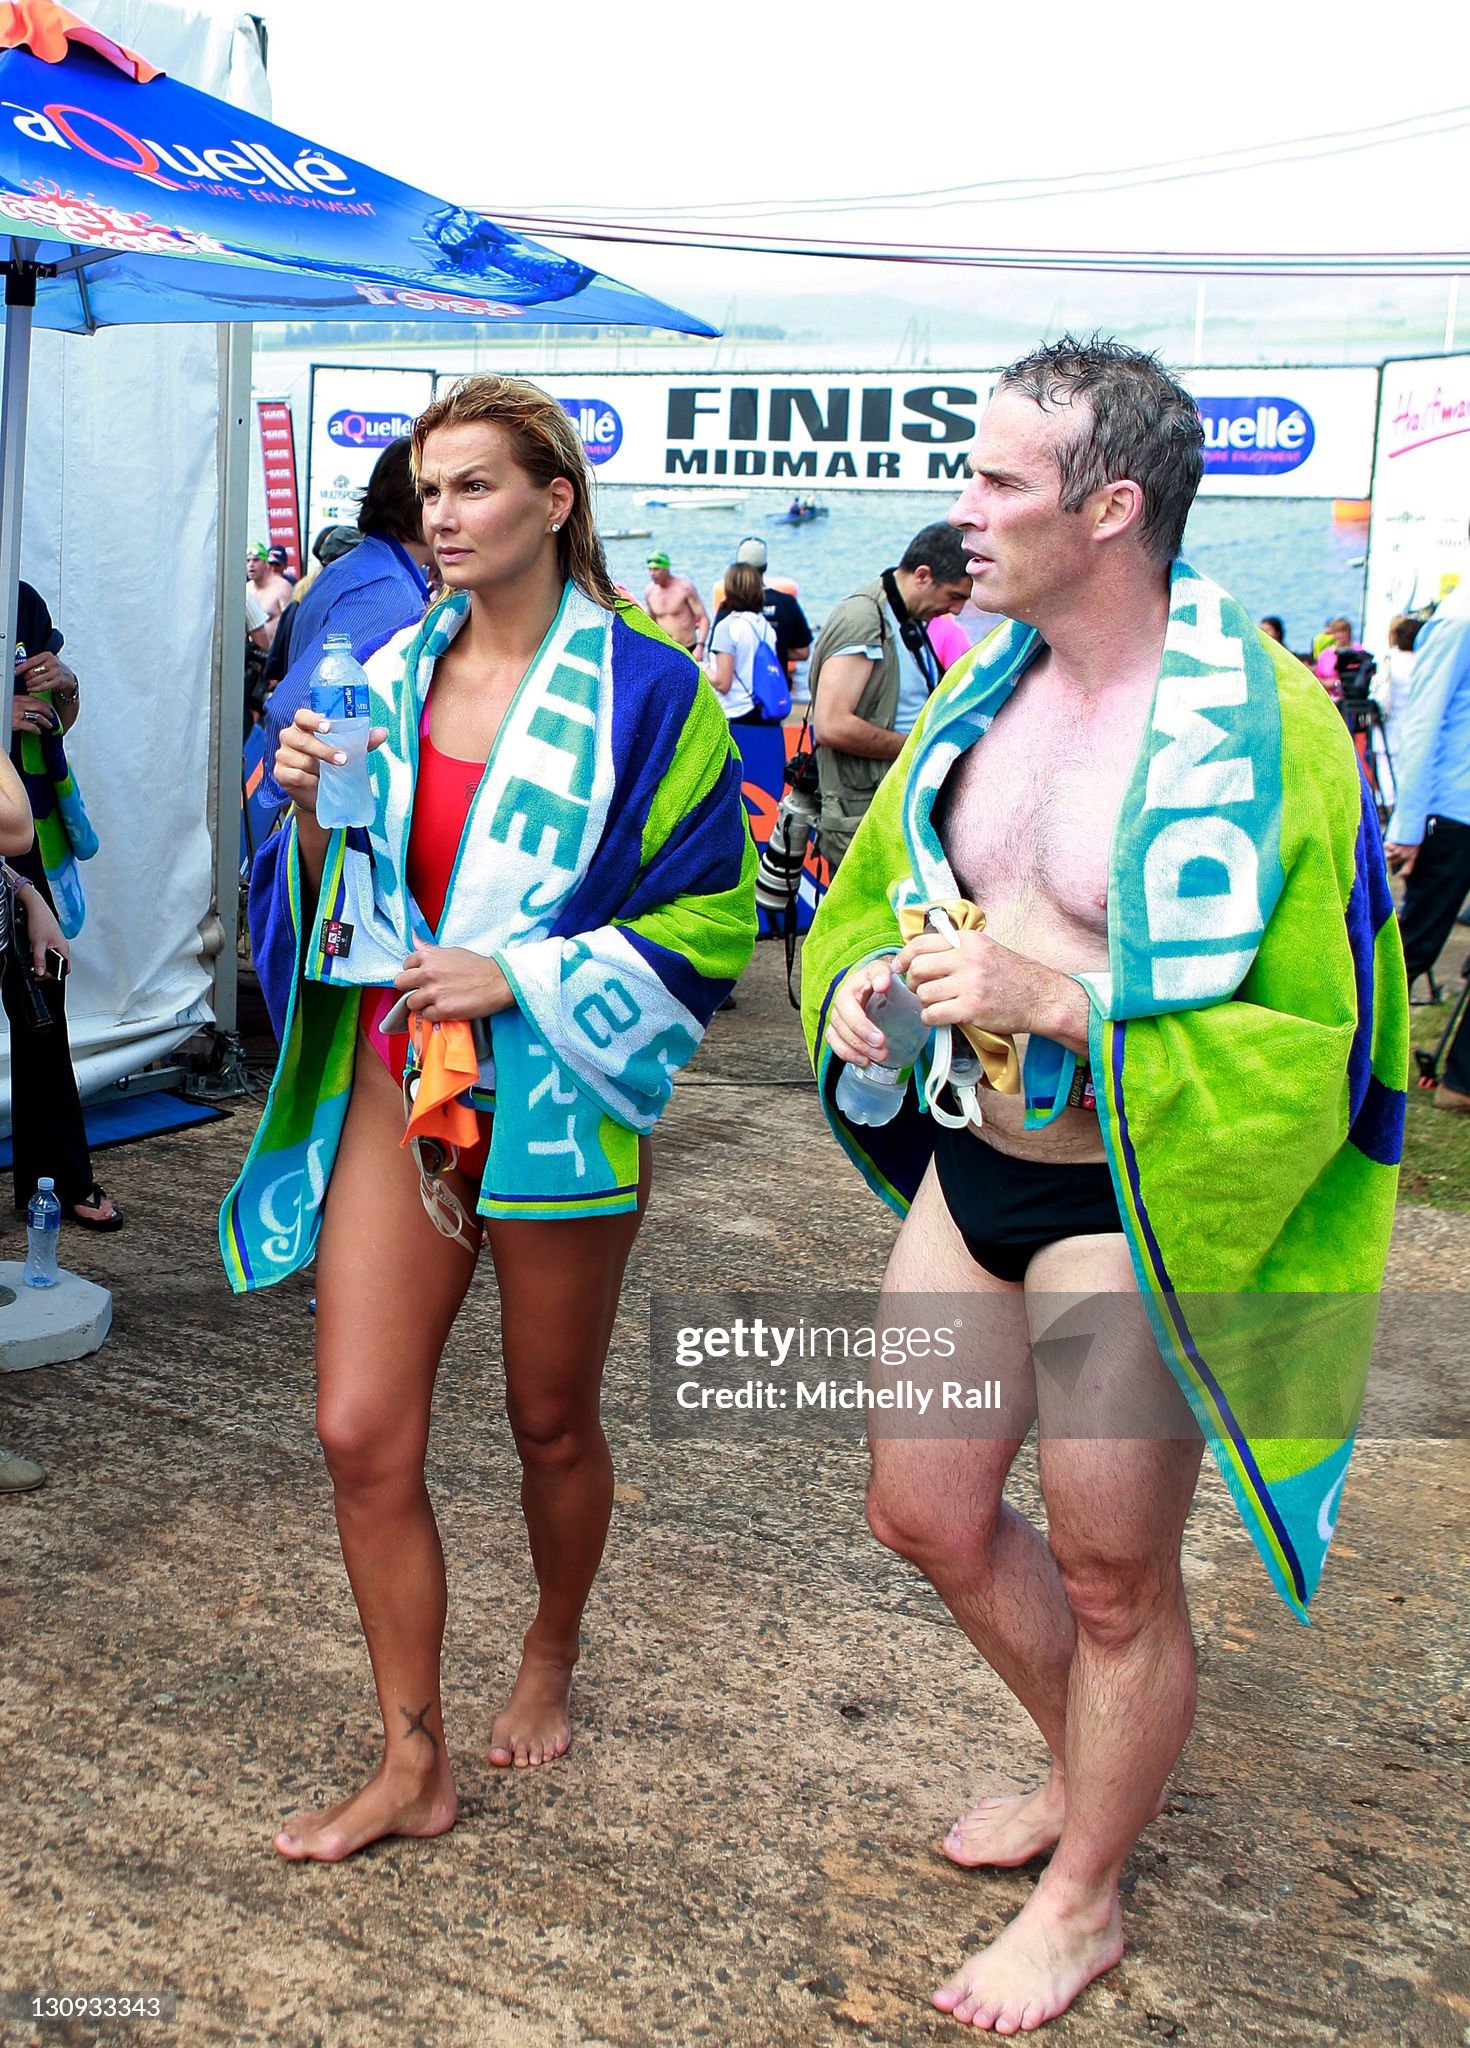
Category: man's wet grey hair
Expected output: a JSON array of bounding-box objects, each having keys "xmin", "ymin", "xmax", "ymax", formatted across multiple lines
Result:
[{"xmin": 998, "ymin": 336, "xmax": 1204, "ymax": 564}]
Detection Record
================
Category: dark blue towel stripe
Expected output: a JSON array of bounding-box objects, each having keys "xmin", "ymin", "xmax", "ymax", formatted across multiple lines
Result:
[{"xmin": 1349, "ymin": 1070, "xmax": 1405, "ymax": 1167}]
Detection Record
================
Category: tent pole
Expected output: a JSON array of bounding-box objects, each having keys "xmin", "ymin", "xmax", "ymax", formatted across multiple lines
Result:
[
  {"xmin": 206, "ymin": 322, "xmax": 252, "ymax": 1040},
  {"xmin": 0, "ymin": 243, "xmax": 39, "ymax": 739}
]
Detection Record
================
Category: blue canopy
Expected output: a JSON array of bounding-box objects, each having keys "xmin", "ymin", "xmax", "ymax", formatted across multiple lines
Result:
[
  {"xmin": 0, "ymin": 40, "xmax": 712, "ymax": 335},
  {"xmin": 0, "ymin": 14, "xmax": 713, "ymax": 734}
]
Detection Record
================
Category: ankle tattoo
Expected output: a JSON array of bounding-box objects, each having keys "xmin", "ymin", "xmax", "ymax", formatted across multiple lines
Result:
[{"xmin": 398, "ymin": 1700, "xmax": 438, "ymax": 1753}]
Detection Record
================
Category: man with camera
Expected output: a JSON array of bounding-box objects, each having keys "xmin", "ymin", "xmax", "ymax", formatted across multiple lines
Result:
[
  {"xmin": 1384, "ymin": 559, "xmax": 1470, "ymax": 1106},
  {"xmin": 809, "ymin": 521, "xmax": 973, "ymax": 869}
]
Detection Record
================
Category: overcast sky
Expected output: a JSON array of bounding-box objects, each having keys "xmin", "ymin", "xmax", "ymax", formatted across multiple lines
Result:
[{"xmin": 265, "ymin": 0, "xmax": 1470, "ymax": 323}]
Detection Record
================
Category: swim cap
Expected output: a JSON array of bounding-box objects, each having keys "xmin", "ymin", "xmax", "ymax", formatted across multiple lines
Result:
[{"xmin": 646, "ymin": 550, "xmax": 671, "ymax": 569}]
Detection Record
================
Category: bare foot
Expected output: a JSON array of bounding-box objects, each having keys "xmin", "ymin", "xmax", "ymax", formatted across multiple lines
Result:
[
  {"xmin": 943, "ymin": 1778, "xmax": 1067, "ymax": 1870},
  {"xmin": 273, "ymin": 1762, "xmax": 458, "ymax": 1863},
  {"xmin": 488, "ymin": 1651, "xmax": 575, "ymax": 1769},
  {"xmin": 944, "ymin": 1781, "xmax": 1168, "ymax": 1872},
  {"xmin": 932, "ymin": 1885, "xmax": 1124, "ymax": 2032}
]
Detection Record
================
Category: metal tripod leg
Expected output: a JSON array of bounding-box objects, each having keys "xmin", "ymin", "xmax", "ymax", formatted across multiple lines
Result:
[{"xmin": 1414, "ymin": 964, "xmax": 1470, "ymax": 1087}]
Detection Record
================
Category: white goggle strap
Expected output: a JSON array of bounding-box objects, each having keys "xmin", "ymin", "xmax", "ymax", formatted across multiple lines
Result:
[{"xmin": 918, "ymin": 906, "xmax": 985, "ymax": 1131}]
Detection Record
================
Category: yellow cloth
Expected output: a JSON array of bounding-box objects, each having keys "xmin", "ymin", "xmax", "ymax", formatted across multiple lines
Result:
[{"xmin": 895, "ymin": 898, "xmax": 1021, "ymax": 1095}]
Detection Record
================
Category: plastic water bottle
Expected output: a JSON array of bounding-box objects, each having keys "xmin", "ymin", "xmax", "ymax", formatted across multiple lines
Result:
[
  {"xmin": 24, "ymin": 1178, "xmax": 61, "ymax": 1289},
  {"xmin": 836, "ymin": 975, "xmax": 932, "ymax": 1127},
  {"xmin": 309, "ymin": 635, "xmax": 375, "ymax": 829}
]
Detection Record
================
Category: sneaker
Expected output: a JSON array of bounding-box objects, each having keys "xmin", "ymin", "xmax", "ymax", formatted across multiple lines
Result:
[
  {"xmin": 0, "ymin": 1448, "xmax": 46, "ymax": 1493},
  {"xmin": 1432, "ymin": 1085, "xmax": 1470, "ymax": 1114}
]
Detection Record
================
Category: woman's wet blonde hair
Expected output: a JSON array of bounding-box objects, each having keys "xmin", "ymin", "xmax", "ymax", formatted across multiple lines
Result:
[{"xmin": 410, "ymin": 374, "xmax": 619, "ymax": 610}]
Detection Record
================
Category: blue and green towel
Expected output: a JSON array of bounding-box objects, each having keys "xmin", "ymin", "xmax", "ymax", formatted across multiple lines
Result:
[
  {"xmin": 17, "ymin": 728, "xmax": 97, "ymax": 937},
  {"xmin": 802, "ymin": 560, "xmax": 1407, "ymax": 1621},
  {"xmin": 222, "ymin": 584, "xmax": 756, "ymax": 1286}
]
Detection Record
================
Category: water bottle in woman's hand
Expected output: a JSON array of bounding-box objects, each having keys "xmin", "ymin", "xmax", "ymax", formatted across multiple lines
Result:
[
  {"xmin": 835, "ymin": 974, "xmax": 932, "ymax": 1127},
  {"xmin": 309, "ymin": 636, "xmax": 376, "ymax": 829}
]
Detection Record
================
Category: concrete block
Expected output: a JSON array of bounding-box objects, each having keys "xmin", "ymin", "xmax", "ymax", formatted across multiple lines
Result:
[{"xmin": 0, "ymin": 1262, "xmax": 112, "ymax": 1371}]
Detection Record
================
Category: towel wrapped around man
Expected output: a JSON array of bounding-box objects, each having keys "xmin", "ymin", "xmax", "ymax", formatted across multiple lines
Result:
[{"xmin": 802, "ymin": 561, "xmax": 1408, "ymax": 1621}]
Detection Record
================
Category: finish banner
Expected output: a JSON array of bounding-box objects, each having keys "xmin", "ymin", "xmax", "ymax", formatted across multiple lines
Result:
[{"xmin": 513, "ymin": 369, "xmax": 1380, "ymax": 500}]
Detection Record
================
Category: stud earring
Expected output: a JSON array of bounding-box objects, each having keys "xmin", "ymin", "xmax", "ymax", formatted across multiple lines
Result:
[{"xmin": 550, "ymin": 521, "xmax": 561, "ymax": 532}]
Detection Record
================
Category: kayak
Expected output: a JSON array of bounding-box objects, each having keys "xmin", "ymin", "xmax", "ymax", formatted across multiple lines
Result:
[
  {"xmin": 642, "ymin": 491, "xmax": 747, "ymax": 511},
  {"xmin": 773, "ymin": 505, "xmax": 829, "ymax": 524}
]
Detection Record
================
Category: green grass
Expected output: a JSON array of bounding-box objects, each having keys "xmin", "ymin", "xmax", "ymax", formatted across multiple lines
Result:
[{"xmin": 1400, "ymin": 977, "xmax": 1470, "ymax": 1209}]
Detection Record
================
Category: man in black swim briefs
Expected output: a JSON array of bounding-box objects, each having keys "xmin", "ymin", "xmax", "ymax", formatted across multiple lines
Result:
[{"xmin": 820, "ymin": 340, "xmax": 1215, "ymax": 2031}]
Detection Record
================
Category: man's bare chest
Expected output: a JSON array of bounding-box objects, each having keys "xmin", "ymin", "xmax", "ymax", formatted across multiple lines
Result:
[{"xmin": 939, "ymin": 682, "xmax": 1150, "ymax": 937}]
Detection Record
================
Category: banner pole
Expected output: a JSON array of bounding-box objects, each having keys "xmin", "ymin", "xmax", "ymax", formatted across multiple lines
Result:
[{"xmin": 0, "ymin": 243, "xmax": 39, "ymax": 739}]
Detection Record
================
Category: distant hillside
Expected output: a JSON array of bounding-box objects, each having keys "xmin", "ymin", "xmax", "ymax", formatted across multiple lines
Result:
[{"xmin": 255, "ymin": 277, "xmax": 1459, "ymax": 368}]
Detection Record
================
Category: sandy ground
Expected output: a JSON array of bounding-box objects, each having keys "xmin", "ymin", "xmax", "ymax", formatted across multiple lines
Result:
[{"xmin": 2, "ymin": 945, "xmax": 1466, "ymax": 2048}]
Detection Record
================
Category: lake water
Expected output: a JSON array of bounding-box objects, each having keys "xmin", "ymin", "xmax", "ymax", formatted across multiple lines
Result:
[{"xmin": 595, "ymin": 486, "xmax": 1370, "ymax": 658}]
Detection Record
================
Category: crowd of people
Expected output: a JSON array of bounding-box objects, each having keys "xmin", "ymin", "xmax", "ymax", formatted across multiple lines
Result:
[{"xmin": 10, "ymin": 339, "xmax": 1467, "ymax": 2034}]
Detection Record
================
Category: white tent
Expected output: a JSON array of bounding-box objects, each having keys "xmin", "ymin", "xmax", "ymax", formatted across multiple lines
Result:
[{"xmin": 0, "ymin": 1, "xmax": 267, "ymax": 1129}]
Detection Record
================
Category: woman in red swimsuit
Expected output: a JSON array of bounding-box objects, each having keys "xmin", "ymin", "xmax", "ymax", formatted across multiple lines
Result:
[{"xmin": 269, "ymin": 380, "xmax": 651, "ymax": 1862}]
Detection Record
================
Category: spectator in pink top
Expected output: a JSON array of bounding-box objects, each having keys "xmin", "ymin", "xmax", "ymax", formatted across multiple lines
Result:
[
  {"xmin": 1314, "ymin": 616, "xmax": 1364, "ymax": 693},
  {"xmin": 927, "ymin": 612, "xmax": 973, "ymax": 674}
]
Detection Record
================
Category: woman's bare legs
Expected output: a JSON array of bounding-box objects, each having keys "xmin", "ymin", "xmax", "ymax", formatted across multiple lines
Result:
[
  {"xmin": 481, "ymin": 1144, "xmax": 650, "ymax": 1767},
  {"xmin": 274, "ymin": 1041, "xmax": 479, "ymax": 1861}
]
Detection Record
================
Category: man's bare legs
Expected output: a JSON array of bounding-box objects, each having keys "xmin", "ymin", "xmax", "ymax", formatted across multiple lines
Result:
[
  {"xmin": 481, "ymin": 1146, "xmax": 649, "ymax": 1768},
  {"xmin": 867, "ymin": 1164, "xmax": 1078, "ymax": 1870},
  {"xmin": 275, "ymin": 1041, "xmax": 476, "ymax": 1862},
  {"xmin": 932, "ymin": 1236, "xmax": 1204, "ymax": 2031}
]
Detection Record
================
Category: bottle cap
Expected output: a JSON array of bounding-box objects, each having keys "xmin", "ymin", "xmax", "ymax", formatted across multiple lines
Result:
[{"xmin": 38, "ymin": 1176, "xmax": 54, "ymax": 1190}]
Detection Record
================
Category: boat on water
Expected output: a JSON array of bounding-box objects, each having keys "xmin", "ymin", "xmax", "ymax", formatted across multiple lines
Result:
[
  {"xmin": 599, "ymin": 527, "xmax": 652, "ymax": 541},
  {"xmin": 774, "ymin": 501, "xmax": 829, "ymax": 525},
  {"xmin": 641, "ymin": 491, "xmax": 747, "ymax": 512}
]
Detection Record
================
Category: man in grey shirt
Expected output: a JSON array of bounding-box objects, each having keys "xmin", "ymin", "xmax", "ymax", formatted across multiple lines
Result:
[{"xmin": 809, "ymin": 521, "xmax": 972, "ymax": 868}]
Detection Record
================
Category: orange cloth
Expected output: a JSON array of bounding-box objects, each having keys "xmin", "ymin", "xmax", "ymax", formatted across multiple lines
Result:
[
  {"xmin": 401, "ymin": 1013, "xmax": 480, "ymax": 1153},
  {"xmin": 0, "ymin": 1, "xmax": 162, "ymax": 78}
]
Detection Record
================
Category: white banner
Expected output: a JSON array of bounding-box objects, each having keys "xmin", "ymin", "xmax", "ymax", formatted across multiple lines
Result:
[
  {"xmin": 1186, "ymin": 368, "xmax": 1379, "ymax": 501},
  {"xmin": 1364, "ymin": 353, "xmax": 1470, "ymax": 655},
  {"xmin": 447, "ymin": 368, "xmax": 1381, "ymax": 501},
  {"xmin": 305, "ymin": 363, "xmax": 435, "ymax": 548}
]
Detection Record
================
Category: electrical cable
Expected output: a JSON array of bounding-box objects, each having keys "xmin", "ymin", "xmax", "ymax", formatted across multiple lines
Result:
[
  {"xmin": 484, "ymin": 215, "xmax": 1470, "ymax": 279},
  {"xmin": 497, "ymin": 104, "xmax": 1470, "ymax": 224}
]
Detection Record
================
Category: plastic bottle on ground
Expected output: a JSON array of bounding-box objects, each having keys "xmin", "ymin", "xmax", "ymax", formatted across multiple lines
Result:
[
  {"xmin": 309, "ymin": 634, "xmax": 375, "ymax": 829},
  {"xmin": 24, "ymin": 1178, "xmax": 61, "ymax": 1289},
  {"xmin": 835, "ymin": 974, "xmax": 932, "ymax": 1127}
]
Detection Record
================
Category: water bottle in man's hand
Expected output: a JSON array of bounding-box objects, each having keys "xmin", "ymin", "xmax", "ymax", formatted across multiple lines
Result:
[
  {"xmin": 835, "ymin": 975, "xmax": 932, "ymax": 1128},
  {"xmin": 309, "ymin": 635, "xmax": 376, "ymax": 829}
]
